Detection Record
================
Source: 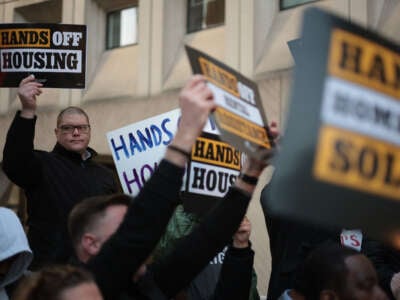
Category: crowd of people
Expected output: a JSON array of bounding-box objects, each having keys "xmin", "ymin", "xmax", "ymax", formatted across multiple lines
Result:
[{"xmin": 0, "ymin": 73, "xmax": 399, "ymax": 300}]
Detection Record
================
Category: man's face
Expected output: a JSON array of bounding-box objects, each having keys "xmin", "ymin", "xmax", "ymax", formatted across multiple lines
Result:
[
  {"xmin": 55, "ymin": 113, "xmax": 91, "ymax": 154},
  {"xmin": 341, "ymin": 254, "xmax": 387, "ymax": 300}
]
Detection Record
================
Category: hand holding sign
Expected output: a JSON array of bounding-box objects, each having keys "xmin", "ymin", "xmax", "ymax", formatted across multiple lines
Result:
[
  {"xmin": 166, "ymin": 75, "xmax": 217, "ymax": 167},
  {"xmin": 174, "ymin": 75, "xmax": 216, "ymax": 150},
  {"xmin": 18, "ymin": 74, "xmax": 43, "ymax": 119}
]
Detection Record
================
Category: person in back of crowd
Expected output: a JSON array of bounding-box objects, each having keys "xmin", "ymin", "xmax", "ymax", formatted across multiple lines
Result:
[
  {"xmin": 0, "ymin": 207, "xmax": 33, "ymax": 300},
  {"xmin": 65, "ymin": 75, "xmax": 270, "ymax": 299},
  {"xmin": 260, "ymin": 122, "xmax": 343, "ymax": 300},
  {"xmin": 294, "ymin": 242, "xmax": 387, "ymax": 300},
  {"xmin": 2, "ymin": 75, "xmax": 118, "ymax": 269},
  {"xmin": 210, "ymin": 216, "xmax": 256, "ymax": 300},
  {"xmin": 153, "ymin": 206, "xmax": 260, "ymax": 300},
  {"xmin": 12, "ymin": 264, "xmax": 102, "ymax": 300},
  {"xmin": 362, "ymin": 239, "xmax": 400, "ymax": 300}
]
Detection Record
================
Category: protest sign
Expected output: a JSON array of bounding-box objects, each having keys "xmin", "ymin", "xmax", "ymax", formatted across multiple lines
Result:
[
  {"xmin": 107, "ymin": 109, "xmax": 241, "ymax": 213},
  {"xmin": 181, "ymin": 131, "xmax": 241, "ymax": 214},
  {"xmin": 0, "ymin": 23, "xmax": 86, "ymax": 88},
  {"xmin": 185, "ymin": 45, "xmax": 274, "ymax": 161},
  {"xmin": 266, "ymin": 7, "xmax": 400, "ymax": 245}
]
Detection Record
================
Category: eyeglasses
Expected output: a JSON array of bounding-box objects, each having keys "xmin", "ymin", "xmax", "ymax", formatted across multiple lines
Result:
[{"xmin": 59, "ymin": 124, "xmax": 91, "ymax": 134}]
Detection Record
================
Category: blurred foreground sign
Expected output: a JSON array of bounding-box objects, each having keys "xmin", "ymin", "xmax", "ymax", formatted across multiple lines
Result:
[
  {"xmin": 185, "ymin": 45, "xmax": 274, "ymax": 161},
  {"xmin": 0, "ymin": 23, "xmax": 86, "ymax": 88},
  {"xmin": 107, "ymin": 109, "xmax": 241, "ymax": 214},
  {"xmin": 266, "ymin": 8, "xmax": 400, "ymax": 245}
]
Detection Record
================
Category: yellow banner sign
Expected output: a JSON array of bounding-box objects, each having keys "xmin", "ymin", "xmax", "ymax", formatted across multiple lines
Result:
[
  {"xmin": 192, "ymin": 137, "xmax": 241, "ymax": 170},
  {"xmin": 214, "ymin": 108, "xmax": 271, "ymax": 149},
  {"xmin": 314, "ymin": 125, "xmax": 400, "ymax": 201},
  {"xmin": 329, "ymin": 28, "xmax": 400, "ymax": 99},
  {"xmin": 199, "ymin": 57, "xmax": 240, "ymax": 98},
  {"xmin": 0, "ymin": 29, "xmax": 51, "ymax": 48}
]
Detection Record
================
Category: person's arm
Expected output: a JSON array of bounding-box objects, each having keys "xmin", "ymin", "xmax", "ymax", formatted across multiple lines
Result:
[
  {"xmin": 87, "ymin": 75, "xmax": 216, "ymax": 299},
  {"xmin": 2, "ymin": 75, "xmax": 43, "ymax": 188},
  {"xmin": 152, "ymin": 155, "xmax": 268, "ymax": 297}
]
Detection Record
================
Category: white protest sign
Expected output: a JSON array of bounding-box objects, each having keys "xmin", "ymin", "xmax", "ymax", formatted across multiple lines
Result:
[{"xmin": 107, "ymin": 109, "xmax": 222, "ymax": 197}]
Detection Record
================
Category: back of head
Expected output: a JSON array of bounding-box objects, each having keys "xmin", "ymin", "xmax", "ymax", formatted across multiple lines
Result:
[
  {"xmin": 0, "ymin": 207, "xmax": 32, "ymax": 289},
  {"xmin": 68, "ymin": 194, "xmax": 131, "ymax": 250},
  {"xmin": 12, "ymin": 264, "xmax": 95, "ymax": 300},
  {"xmin": 295, "ymin": 242, "xmax": 358, "ymax": 300}
]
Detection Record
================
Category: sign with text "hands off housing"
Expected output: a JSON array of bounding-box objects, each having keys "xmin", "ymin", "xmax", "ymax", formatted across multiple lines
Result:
[
  {"xmin": 0, "ymin": 23, "xmax": 86, "ymax": 88},
  {"xmin": 266, "ymin": 8, "xmax": 400, "ymax": 246}
]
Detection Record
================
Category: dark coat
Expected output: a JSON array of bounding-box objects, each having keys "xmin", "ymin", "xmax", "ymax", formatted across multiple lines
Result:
[
  {"xmin": 261, "ymin": 185, "xmax": 339, "ymax": 300},
  {"xmin": 362, "ymin": 238, "xmax": 400, "ymax": 300},
  {"xmin": 85, "ymin": 159, "xmax": 253, "ymax": 300},
  {"xmin": 2, "ymin": 111, "xmax": 117, "ymax": 268}
]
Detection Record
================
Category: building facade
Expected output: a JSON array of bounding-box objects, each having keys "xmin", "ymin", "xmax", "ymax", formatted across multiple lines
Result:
[{"xmin": 0, "ymin": 0, "xmax": 399, "ymax": 296}]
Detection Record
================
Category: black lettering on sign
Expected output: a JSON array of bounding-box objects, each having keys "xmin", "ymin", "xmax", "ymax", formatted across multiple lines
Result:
[{"xmin": 314, "ymin": 126, "xmax": 400, "ymax": 200}]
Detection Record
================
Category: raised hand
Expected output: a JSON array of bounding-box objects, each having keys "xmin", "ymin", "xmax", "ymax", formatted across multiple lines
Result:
[
  {"xmin": 176, "ymin": 75, "xmax": 216, "ymax": 149},
  {"xmin": 18, "ymin": 74, "xmax": 43, "ymax": 119}
]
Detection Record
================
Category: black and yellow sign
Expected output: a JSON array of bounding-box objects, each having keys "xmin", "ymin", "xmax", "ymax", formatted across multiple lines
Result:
[
  {"xmin": 182, "ymin": 132, "xmax": 241, "ymax": 215},
  {"xmin": 328, "ymin": 29, "xmax": 400, "ymax": 99},
  {"xmin": 191, "ymin": 136, "xmax": 241, "ymax": 170},
  {"xmin": 265, "ymin": 7, "xmax": 400, "ymax": 245},
  {"xmin": 185, "ymin": 45, "xmax": 273, "ymax": 160},
  {"xmin": 314, "ymin": 125, "xmax": 400, "ymax": 200},
  {"xmin": 0, "ymin": 23, "xmax": 86, "ymax": 88}
]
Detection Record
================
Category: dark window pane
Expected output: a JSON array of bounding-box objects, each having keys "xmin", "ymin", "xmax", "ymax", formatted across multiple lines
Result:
[
  {"xmin": 106, "ymin": 6, "xmax": 138, "ymax": 49},
  {"xmin": 187, "ymin": 0, "xmax": 225, "ymax": 33}
]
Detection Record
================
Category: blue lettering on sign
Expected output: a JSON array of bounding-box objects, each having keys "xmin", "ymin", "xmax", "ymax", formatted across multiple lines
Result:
[
  {"xmin": 208, "ymin": 116, "xmax": 217, "ymax": 131},
  {"xmin": 161, "ymin": 118, "xmax": 174, "ymax": 145},
  {"xmin": 111, "ymin": 135, "xmax": 129, "ymax": 161},
  {"xmin": 123, "ymin": 162, "xmax": 159, "ymax": 193},
  {"xmin": 110, "ymin": 118, "xmax": 174, "ymax": 160}
]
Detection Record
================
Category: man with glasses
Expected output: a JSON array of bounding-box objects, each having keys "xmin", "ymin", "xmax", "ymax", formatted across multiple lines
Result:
[{"xmin": 2, "ymin": 74, "xmax": 118, "ymax": 270}]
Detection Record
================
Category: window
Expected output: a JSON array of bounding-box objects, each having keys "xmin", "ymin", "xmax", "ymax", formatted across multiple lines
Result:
[
  {"xmin": 187, "ymin": 0, "xmax": 225, "ymax": 33},
  {"xmin": 14, "ymin": 0, "xmax": 62, "ymax": 23},
  {"xmin": 280, "ymin": 0, "xmax": 319, "ymax": 10},
  {"xmin": 106, "ymin": 6, "xmax": 138, "ymax": 49}
]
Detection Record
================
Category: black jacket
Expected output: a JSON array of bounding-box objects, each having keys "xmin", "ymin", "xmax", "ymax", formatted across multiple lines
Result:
[
  {"xmin": 85, "ymin": 159, "xmax": 253, "ymax": 299},
  {"xmin": 261, "ymin": 185, "xmax": 339, "ymax": 300},
  {"xmin": 2, "ymin": 111, "xmax": 117, "ymax": 268}
]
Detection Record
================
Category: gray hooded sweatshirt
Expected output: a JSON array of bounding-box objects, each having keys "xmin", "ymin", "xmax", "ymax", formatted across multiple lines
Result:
[{"xmin": 0, "ymin": 207, "xmax": 33, "ymax": 300}]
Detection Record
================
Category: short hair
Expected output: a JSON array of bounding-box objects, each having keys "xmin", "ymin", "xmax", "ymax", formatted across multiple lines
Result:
[
  {"xmin": 295, "ymin": 242, "xmax": 358, "ymax": 300},
  {"xmin": 12, "ymin": 264, "xmax": 95, "ymax": 300},
  {"xmin": 68, "ymin": 194, "xmax": 132, "ymax": 248},
  {"xmin": 57, "ymin": 106, "xmax": 89, "ymax": 127}
]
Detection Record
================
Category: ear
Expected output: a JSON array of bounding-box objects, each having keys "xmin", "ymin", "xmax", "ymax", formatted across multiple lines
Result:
[{"xmin": 81, "ymin": 233, "xmax": 101, "ymax": 256}]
